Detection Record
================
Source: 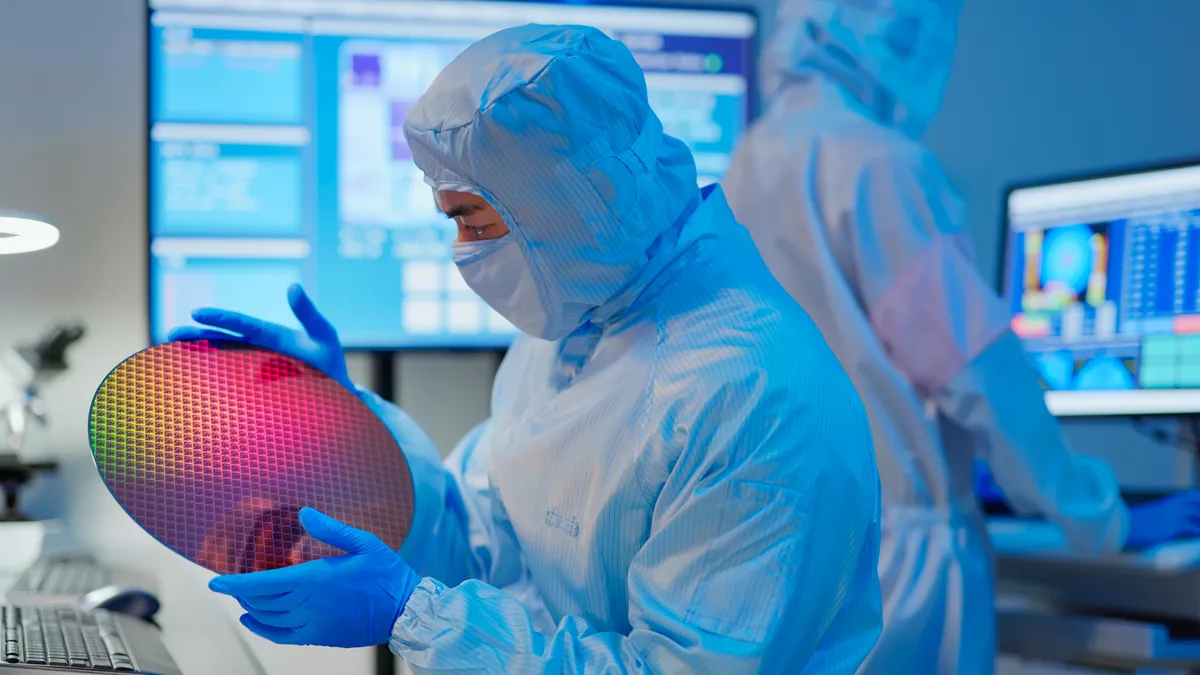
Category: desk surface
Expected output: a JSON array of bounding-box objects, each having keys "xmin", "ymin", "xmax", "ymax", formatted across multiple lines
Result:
[
  {"xmin": 990, "ymin": 518, "xmax": 1200, "ymax": 624},
  {"xmin": 0, "ymin": 522, "xmax": 267, "ymax": 675},
  {"xmin": 997, "ymin": 605, "xmax": 1200, "ymax": 669},
  {"xmin": 0, "ymin": 569, "xmax": 267, "ymax": 675},
  {"xmin": 989, "ymin": 517, "xmax": 1200, "ymax": 569}
]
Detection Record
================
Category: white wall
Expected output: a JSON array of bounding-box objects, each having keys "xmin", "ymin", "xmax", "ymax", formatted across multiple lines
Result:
[
  {"xmin": 0, "ymin": 1, "xmax": 379, "ymax": 673},
  {"xmin": 0, "ymin": 1, "xmax": 1198, "ymax": 673},
  {"xmin": 0, "ymin": 0, "xmax": 151, "ymax": 523}
]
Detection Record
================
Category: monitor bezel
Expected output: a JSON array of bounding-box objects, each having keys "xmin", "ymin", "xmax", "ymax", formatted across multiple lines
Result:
[
  {"xmin": 144, "ymin": 0, "xmax": 760, "ymax": 352},
  {"xmin": 999, "ymin": 156, "xmax": 1200, "ymax": 417}
]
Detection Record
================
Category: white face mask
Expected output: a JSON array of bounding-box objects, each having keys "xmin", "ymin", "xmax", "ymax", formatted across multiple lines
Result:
[{"xmin": 452, "ymin": 234, "xmax": 578, "ymax": 340}]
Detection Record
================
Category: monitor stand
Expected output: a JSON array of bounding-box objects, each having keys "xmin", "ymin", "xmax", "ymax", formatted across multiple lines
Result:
[
  {"xmin": 1186, "ymin": 414, "xmax": 1200, "ymax": 489},
  {"xmin": 371, "ymin": 354, "xmax": 397, "ymax": 675}
]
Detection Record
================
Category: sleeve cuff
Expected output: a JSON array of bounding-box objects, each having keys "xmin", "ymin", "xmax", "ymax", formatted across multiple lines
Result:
[{"xmin": 389, "ymin": 577, "xmax": 448, "ymax": 658}]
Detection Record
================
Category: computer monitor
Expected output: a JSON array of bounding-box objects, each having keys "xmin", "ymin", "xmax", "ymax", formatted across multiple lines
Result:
[
  {"xmin": 147, "ymin": 0, "xmax": 758, "ymax": 349},
  {"xmin": 1002, "ymin": 161, "xmax": 1200, "ymax": 416}
]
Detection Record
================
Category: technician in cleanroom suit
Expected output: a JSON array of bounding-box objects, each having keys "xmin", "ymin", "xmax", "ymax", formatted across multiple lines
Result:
[
  {"xmin": 724, "ymin": 1, "xmax": 1200, "ymax": 673},
  {"xmin": 172, "ymin": 24, "xmax": 885, "ymax": 674}
]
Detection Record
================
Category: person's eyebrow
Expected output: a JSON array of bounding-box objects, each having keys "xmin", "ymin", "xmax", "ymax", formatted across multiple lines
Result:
[{"xmin": 440, "ymin": 203, "xmax": 482, "ymax": 220}]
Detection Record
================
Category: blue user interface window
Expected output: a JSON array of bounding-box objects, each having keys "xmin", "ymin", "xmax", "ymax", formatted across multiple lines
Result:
[
  {"xmin": 148, "ymin": 0, "xmax": 758, "ymax": 349},
  {"xmin": 1003, "ymin": 164, "xmax": 1200, "ymax": 415}
]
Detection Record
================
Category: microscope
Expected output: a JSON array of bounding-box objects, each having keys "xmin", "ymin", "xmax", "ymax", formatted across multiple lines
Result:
[{"xmin": 0, "ymin": 323, "xmax": 85, "ymax": 521}]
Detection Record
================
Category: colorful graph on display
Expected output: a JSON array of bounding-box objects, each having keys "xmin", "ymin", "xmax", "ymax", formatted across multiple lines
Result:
[
  {"xmin": 87, "ymin": 340, "xmax": 414, "ymax": 574},
  {"xmin": 1012, "ymin": 220, "xmax": 1137, "ymax": 392},
  {"xmin": 1020, "ymin": 223, "xmax": 1110, "ymax": 315},
  {"xmin": 1044, "ymin": 225, "xmax": 1095, "ymax": 294},
  {"xmin": 1009, "ymin": 212, "xmax": 1200, "ymax": 396},
  {"xmin": 1005, "ymin": 163, "xmax": 1200, "ymax": 414}
]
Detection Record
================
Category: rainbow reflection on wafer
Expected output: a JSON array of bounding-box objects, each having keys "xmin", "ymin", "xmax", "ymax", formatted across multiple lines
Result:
[{"xmin": 88, "ymin": 340, "xmax": 414, "ymax": 574}]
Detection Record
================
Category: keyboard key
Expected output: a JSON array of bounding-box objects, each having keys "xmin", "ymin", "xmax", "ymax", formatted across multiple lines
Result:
[
  {"xmin": 11, "ymin": 556, "xmax": 113, "ymax": 595},
  {"xmin": 0, "ymin": 603, "xmax": 183, "ymax": 673}
]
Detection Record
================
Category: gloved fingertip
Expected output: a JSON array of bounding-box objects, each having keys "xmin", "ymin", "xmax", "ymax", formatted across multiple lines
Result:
[
  {"xmin": 298, "ymin": 507, "xmax": 338, "ymax": 537},
  {"xmin": 239, "ymin": 613, "xmax": 298, "ymax": 644},
  {"xmin": 298, "ymin": 507, "xmax": 376, "ymax": 554},
  {"xmin": 286, "ymin": 284, "xmax": 312, "ymax": 311},
  {"xmin": 298, "ymin": 506, "xmax": 325, "ymax": 523},
  {"xmin": 239, "ymin": 613, "xmax": 268, "ymax": 635},
  {"xmin": 208, "ymin": 577, "xmax": 228, "ymax": 593}
]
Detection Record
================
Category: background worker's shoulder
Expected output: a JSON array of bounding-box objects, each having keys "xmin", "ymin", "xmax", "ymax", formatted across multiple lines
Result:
[{"xmin": 751, "ymin": 97, "xmax": 919, "ymax": 163}]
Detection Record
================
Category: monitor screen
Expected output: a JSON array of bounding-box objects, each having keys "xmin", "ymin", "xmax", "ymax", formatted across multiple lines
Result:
[
  {"xmin": 147, "ymin": 0, "xmax": 758, "ymax": 349},
  {"xmin": 1003, "ymin": 162, "xmax": 1200, "ymax": 416}
]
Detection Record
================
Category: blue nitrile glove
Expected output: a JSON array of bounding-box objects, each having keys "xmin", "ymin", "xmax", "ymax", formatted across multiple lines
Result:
[
  {"xmin": 167, "ymin": 283, "xmax": 353, "ymax": 392},
  {"xmin": 974, "ymin": 460, "xmax": 1007, "ymax": 504},
  {"xmin": 208, "ymin": 507, "xmax": 421, "ymax": 647},
  {"xmin": 1126, "ymin": 490, "xmax": 1200, "ymax": 550}
]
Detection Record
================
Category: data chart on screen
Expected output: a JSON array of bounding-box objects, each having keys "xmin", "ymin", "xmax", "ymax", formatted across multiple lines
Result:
[
  {"xmin": 1004, "ymin": 163, "xmax": 1200, "ymax": 415},
  {"xmin": 148, "ymin": 0, "xmax": 758, "ymax": 349}
]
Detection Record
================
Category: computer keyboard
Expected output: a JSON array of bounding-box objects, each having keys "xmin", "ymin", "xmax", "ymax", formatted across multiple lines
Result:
[
  {"xmin": 10, "ymin": 558, "xmax": 112, "ymax": 597},
  {"xmin": 0, "ymin": 605, "xmax": 181, "ymax": 674}
]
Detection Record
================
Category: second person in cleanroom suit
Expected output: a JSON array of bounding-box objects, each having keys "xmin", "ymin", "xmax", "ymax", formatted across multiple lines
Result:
[
  {"xmin": 724, "ymin": 0, "xmax": 1200, "ymax": 673},
  {"xmin": 171, "ymin": 23, "xmax": 885, "ymax": 674}
]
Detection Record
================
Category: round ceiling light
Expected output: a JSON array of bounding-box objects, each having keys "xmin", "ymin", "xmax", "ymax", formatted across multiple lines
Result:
[{"xmin": 0, "ymin": 213, "xmax": 60, "ymax": 255}]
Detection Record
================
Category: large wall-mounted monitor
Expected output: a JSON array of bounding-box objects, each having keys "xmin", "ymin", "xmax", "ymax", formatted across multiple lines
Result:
[
  {"xmin": 1003, "ymin": 162, "xmax": 1200, "ymax": 416},
  {"xmin": 148, "ymin": 0, "xmax": 758, "ymax": 349}
]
